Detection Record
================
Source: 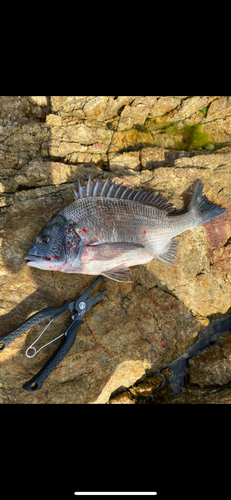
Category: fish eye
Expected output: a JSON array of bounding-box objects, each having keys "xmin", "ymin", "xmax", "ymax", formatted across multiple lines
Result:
[{"xmin": 39, "ymin": 235, "xmax": 50, "ymax": 245}]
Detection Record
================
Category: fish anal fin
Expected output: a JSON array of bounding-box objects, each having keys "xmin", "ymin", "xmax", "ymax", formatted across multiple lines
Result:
[{"xmin": 157, "ymin": 238, "xmax": 180, "ymax": 266}]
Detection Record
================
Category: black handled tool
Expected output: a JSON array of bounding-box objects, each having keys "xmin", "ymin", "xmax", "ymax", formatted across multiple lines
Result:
[{"xmin": 0, "ymin": 277, "xmax": 106, "ymax": 392}]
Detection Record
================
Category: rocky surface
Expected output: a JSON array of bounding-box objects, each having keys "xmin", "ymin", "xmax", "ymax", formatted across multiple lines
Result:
[{"xmin": 0, "ymin": 96, "xmax": 231, "ymax": 404}]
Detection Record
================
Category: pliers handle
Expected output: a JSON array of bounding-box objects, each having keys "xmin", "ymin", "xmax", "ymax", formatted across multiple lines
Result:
[
  {"xmin": 0, "ymin": 301, "xmax": 69, "ymax": 351},
  {"xmin": 23, "ymin": 317, "xmax": 83, "ymax": 392}
]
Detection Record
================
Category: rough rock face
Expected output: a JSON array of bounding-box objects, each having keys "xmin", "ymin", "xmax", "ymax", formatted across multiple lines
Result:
[{"xmin": 0, "ymin": 96, "xmax": 231, "ymax": 404}]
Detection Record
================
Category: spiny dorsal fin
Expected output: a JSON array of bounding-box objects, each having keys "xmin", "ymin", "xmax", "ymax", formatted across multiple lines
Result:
[{"xmin": 73, "ymin": 176, "xmax": 175, "ymax": 214}]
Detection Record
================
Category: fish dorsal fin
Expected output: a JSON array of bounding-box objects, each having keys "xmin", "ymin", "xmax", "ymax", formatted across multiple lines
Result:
[{"xmin": 73, "ymin": 176, "xmax": 175, "ymax": 213}]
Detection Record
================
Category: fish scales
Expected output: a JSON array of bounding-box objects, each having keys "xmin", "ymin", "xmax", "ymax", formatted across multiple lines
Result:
[
  {"xmin": 61, "ymin": 197, "xmax": 170, "ymax": 241},
  {"xmin": 24, "ymin": 178, "xmax": 227, "ymax": 282}
]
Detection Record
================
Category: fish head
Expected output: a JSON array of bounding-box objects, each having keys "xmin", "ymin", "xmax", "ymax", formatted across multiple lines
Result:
[{"xmin": 24, "ymin": 214, "xmax": 81, "ymax": 271}]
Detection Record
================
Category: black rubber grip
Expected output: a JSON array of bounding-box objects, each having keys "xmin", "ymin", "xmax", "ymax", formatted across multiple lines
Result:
[
  {"xmin": 0, "ymin": 301, "xmax": 69, "ymax": 352},
  {"xmin": 22, "ymin": 319, "xmax": 83, "ymax": 392}
]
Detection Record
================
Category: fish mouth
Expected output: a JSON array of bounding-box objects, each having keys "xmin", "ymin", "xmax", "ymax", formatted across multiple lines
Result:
[{"xmin": 24, "ymin": 254, "xmax": 43, "ymax": 265}]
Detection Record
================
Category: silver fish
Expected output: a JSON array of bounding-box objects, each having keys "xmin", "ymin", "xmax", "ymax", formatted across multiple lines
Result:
[{"xmin": 24, "ymin": 178, "xmax": 226, "ymax": 282}]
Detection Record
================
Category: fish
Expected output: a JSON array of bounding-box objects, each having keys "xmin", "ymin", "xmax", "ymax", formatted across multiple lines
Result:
[{"xmin": 24, "ymin": 177, "xmax": 227, "ymax": 282}]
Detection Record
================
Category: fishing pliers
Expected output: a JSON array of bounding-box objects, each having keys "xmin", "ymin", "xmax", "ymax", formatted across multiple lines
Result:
[{"xmin": 0, "ymin": 277, "xmax": 106, "ymax": 392}]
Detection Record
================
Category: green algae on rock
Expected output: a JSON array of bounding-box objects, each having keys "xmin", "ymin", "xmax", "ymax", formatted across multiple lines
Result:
[
  {"xmin": 133, "ymin": 119, "xmax": 211, "ymax": 152},
  {"xmin": 170, "ymin": 123, "xmax": 210, "ymax": 151}
]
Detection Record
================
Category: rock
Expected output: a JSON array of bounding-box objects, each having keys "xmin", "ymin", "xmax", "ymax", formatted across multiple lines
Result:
[
  {"xmin": 117, "ymin": 97, "xmax": 157, "ymax": 131},
  {"xmin": 46, "ymin": 114, "xmax": 62, "ymax": 127},
  {"xmin": 141, "ymin": 147, "xmax": 167, "ymax": 169},
  {"xmin": 29, "ymin": 96, "xmax": 48, "ymax": 107},
  {"xmin": 109, "ymin": 391, "xmax": 135, "ymax": 404},
  {"xmin": 109, "ymin": 151, "xmax": 141, "ymax": 172},
  {"xmin": 129, "ymin": 374, "xmax": 163, "ymax": 397},
  {"xmin": 158, "ymin": 387, "xmax": 231, "ymax": 404},
  {"xmin": 205, "ymin": 96, "xmax": 231, "ymax": 121},
  {"xmin": 149, "ymin": 97, "xmax": 181, "ymax": 118},
  {"xmin": 167, "ymin": 96, "xmax": 219, "ymax": 121},
  {"xmin": 1, "ymin": 96, "xmax": 231, "ymax": 404},
  {"xmin": 201, "ymin": 117, "xmax": 231, "ymax": 144},
  {"xmin": 133, "ymin": 315, "xmax": 231, "ymax": 404},
  {"xmin": 188, "ymin": 332, "xmax": 231, "ymax": 387}
]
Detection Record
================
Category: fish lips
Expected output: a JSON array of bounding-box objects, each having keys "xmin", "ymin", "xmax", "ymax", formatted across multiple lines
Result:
[{"xmin": 24, "ymin": 254, "xmax": 43, "ymax": 266}]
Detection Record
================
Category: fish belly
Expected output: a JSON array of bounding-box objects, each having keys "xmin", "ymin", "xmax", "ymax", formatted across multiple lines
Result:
[{"xmin": 77, "ymin": 244, "xmax": 154, "ymax": 275}]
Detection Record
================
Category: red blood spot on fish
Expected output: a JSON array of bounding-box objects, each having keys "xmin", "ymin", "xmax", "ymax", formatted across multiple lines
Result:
[
  {"xmin": 36, "ymin": 252, "xmax": 39, "ymax": 255},
  {"xmin": 143, "ymin": 230, "xmax": 146, "ymax": 235},
  {"xmin": 69, "ymin": 243, "xmax": 74, "ymax": 249},
  {"xmin": 68, "ymin": 227, "xmax": 74, "ymax": 233},
  {"xmin": 79, "ymin": 228, "xmax": 89, "ymax": 234},
  {"xmin": 54, "ymin": 256, "xmax": 60, "ymax": 260},
  {"xmin": 44, "ymin": 257, "xmax": 51, "ymax": 261}
]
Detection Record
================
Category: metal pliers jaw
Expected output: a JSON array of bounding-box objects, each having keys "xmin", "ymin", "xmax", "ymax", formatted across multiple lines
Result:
[{"xmin": 0, "ymin": 277, "xmax": 106, "ymax": 392}]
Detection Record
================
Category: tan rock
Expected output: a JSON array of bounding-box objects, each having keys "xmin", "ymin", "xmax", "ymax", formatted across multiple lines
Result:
[
  {"xmin": 29, "ymin": 96, "xmax": 48, "ymax": 106},
  {"xmin": 66, "ymin": 152, "xmax": 107, "ymax": 165},
  {"xmin": 46, "ymin": 114, "xmax": 62, "ymax": 127},
  {"xmin": 201, "ymin": 116, "xmax": 231, "ymax": 144},
  {"xmin": 83, "ymin": 96, "xmax": 110, "ymax": 120},
  {"xmin": 129, "ymin": 374, "xmax": 163, "ymax": 397},
  {"xmin": 117, "ymin": 101, "xmax": 153, "ymax": 131},
  {"xmin": 188, "ymin": 332, "xmax": 231, "ymax": 387},
  {"xmin": 168, "ymin": 96, "xmax": 219, "ymax": 121},
  {"xmin": 83, "ymin": 96, "xmax": 135, "ymax": 122},
  {"xmin": 110, "ymin": 151, "xmax": 140, "ymax": 171},
  {"xmin": 109, "ymin": 391, "xmax": 135, "ymax": 404},
  {"xmin": 49, "ymin": 141, "xmax": 87, "ymax": 158},
  {"xmin": 50, "ymin": 96, "xmax": 90, "ymax": 114},
  {"xmin": 140, "ymin": 147, "xmax": 166, "ymax": 169},
  {"xmin": 206, "ymin": 96, "xmax": 231, "ymax": 121},
  {"xmin": 110, "ymin": 128, "xmax": 154, "ymax": 154},
  {"xmin": 149, "ymin": 97, "xmax": 181, "ymax": 117}
]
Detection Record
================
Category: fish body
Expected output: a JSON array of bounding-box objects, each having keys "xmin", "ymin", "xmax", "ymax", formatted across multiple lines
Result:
[{"xmin": 24, "ymin": 178, "xmax": 227, "ymax": 281}]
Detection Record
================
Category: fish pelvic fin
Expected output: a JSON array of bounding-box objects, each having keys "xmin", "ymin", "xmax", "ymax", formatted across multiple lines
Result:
[
  {"xmin": 188, "ymin": 181, "xmax": 227, "ymax": 225},
  {"xmin": 101, "ymin": 266, "xmax": 134, "ymax": 282},
  {"xmin": 157, "ymin": 238, "xmax": 180, "ymax": 266}
]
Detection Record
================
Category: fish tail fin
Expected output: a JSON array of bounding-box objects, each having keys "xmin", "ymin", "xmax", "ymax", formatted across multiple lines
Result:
[{"xmin": 187, "ymin": 181, "xmax": 226, "ymax": 225}]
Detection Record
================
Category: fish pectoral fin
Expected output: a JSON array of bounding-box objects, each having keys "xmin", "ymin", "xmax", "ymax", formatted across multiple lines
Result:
[
  {"xmin": 87, "ymin": 242, "xmax": 144, "ymax": 261},
  {"xmin": 157, "ymin": 238, "xmax": 180, "ymax": 266},
  {"xmin": 101, "ymin": 266, "xmax": 134, "ymax": 282}
]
